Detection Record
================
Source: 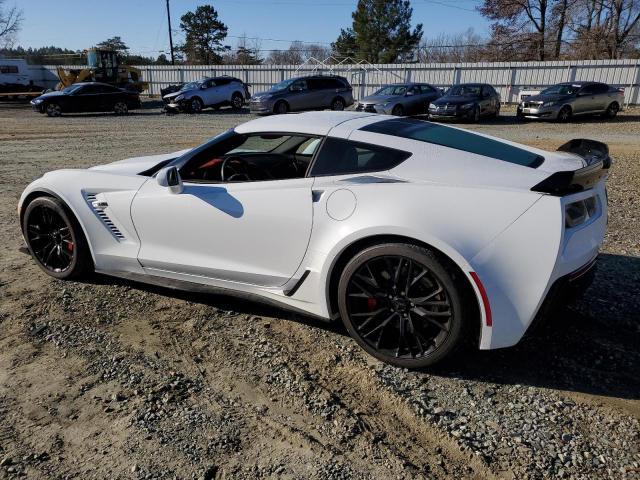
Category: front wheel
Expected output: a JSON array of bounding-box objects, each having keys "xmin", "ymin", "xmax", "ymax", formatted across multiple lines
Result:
[
  {"xmin": 114, "ymin": 101, "xmax": 128, "ymax": 115},
  {"xmin": 274, "ymin": 101, "xmax": 289, "ymax": 114},
  {"xmin": 391, "ymin": 104, "xmax": 405, "ymax": 116},
  {"xmin": 231, "ymin": 93, "xmax": 244, "ymax": 110},
  {"xmin": 557, "ymin": 106, "xmax": 572, "ymax": 123},
  {"xmin": 46, "ymin": 103, "xmax": 62, "ymax": 117},
  {"xmin": 22, "ymin": 196, "xmax": 92, "ymax": 280},
  {"xmin": 189, "ymin": 97, "xmax": 204, "ymax": 114},
  {"xmin": 338, "ymin": 243, "xmax": 469, "ymax": 368}
]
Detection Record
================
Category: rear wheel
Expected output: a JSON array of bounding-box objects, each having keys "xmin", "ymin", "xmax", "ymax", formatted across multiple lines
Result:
[
  {"xmin": 557, "ymin": 106, "xmax": 572, "ymax": 123},
  {"xmin": 189, "ymin": 97, "xmax": 204, "ymax": 114},
  {"xmin": 46, "ymin": 103, "xmax": 62, "ymax": 117},
  {"xmin": 603, "ymin": 102, "xmax": 619, "ymax": 119},
  {"xmin": 22, "ymin": 196, "xmax": 92, "ymax": 280},
  {"xmin": 330, "ymin": 97, "xmax": 345, "ymax": 111},
  {"xmin": 114, "ymin": 101, "xmax": 128, "ymax": 115},
  {"xmin": 338, "ymin": 243, "xmax": 468, "ymax": 368}
]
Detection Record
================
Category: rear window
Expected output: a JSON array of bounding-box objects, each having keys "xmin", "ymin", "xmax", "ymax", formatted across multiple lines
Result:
[
  {"xmin": 310, "ymin": 138, "xmax": 411, "ymax": 176},
  {"xmin": 361, "ymin": 118, "xmax": 543, "ymax": 168}
]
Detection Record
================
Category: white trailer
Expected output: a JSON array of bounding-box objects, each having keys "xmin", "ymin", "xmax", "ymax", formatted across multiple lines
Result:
[{"xmin": 0, "ymin": 58, "xmax": 44, "ymax": 97}]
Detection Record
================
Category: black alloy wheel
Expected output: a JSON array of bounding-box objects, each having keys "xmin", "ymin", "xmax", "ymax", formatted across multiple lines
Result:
[
  {"xmin": 604, "ymin": 102, "xmax": 619, "ymax": 119},
  {"xmin": 391, "ymin": 104, "xmax": 405, "ymax": 116},
  {"xmin": 338, "ymin": 244, "xmax": 467, "ymax": 368},
  {"xmin": 232, "ymin": 93, "xmax": 244, "ymax": 109},
  {"xmin": 331, "ymin": 98, "xmax": 345, "ymax": 111},
  {"xmin": 22, "ymin": 196, "xmax": 91, "ymax": 279}
]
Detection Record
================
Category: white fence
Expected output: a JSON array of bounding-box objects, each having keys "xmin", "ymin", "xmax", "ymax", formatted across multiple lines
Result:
[{"xmin": 30, "ymin": 59, "xmax": 640, "ymax": 104}]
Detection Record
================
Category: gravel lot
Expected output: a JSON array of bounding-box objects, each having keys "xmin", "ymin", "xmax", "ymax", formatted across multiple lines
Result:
[{"xmin": 0, "ymin": 101, "xmax": 638, "ymax": 480}]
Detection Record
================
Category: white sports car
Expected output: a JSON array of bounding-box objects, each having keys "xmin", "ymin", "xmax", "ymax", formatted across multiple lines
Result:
[{"xmin": 18, "ymin": 112, "xmax": 609, "ymax": 368}]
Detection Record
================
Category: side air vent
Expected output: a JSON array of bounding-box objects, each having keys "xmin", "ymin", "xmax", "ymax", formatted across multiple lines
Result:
[{"xmin": 85, "ymin": 193, "xmax": 125, "ymax": 240}]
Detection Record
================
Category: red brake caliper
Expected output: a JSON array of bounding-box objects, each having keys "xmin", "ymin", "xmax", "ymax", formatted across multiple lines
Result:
[{"xmin": 367, "ymin": 297, "xmax": 378, "ymax": 311}]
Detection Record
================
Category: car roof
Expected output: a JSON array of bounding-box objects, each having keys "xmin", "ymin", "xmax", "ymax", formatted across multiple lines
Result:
[{"xmin": 235, "ymin": 111, "xmax": 381, "ymax": 136}]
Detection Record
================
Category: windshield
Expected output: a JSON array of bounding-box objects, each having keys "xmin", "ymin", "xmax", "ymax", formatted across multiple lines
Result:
[
  {"xmin": 374, "ymin": 85, "xmax": 407, "ymax": 96},
  {"xmin": 540, "ymin": 84, "xmax": 580, "ymax": 95},
  {"xmin": 62, "ymin": 84, "xmax": 83, "ymax": 94},
  {"xmin": 269, "ymin": 79, "xmax": 295, "ymax": 92},
  {"xmin": 446, "ymin": 85, "xmax": 481, "ymax": 96},
  {"xmin": 181, "ymin": 81, "xmax": 202, "ymax": 91}
]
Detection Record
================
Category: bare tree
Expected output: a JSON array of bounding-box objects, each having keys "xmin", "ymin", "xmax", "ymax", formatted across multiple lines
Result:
[
  {"xmin": 265, "ymin": 41, "xmax": 331, "ymax": 64},
  {"xmin": 0, "ymin": 1, "xmax": 23, "ymax": 47},
  {"xmin": 419, "ymin": 29, "xmax": 485, "ymax": 62},
  {"xmin": 569, "ymin": 0, "xmax": 640, "ymax": 58}
]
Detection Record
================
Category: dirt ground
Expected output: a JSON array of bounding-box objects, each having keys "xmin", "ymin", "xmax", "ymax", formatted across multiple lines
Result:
[{"xmin": 0, "ymin": 101, "xmax": 638, "ymax": 480}]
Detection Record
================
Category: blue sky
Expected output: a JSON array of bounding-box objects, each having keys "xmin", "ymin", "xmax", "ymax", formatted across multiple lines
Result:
[{"xmin": 15, "ymin": 0, "xmax": 489, "ymax": 56}]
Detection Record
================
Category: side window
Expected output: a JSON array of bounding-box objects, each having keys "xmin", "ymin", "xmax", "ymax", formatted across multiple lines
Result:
[
  {"xmin": 482, "ymin": 85, "xmax": 492, "ymax": 97},
  {"xmin": 290, "ymin": 79, "xmax": 307, "ymax": 91},
  {"xmin": 215, "ymin": 78, "xmax": 231, "ymax": 86},
  {"xmin": 408, "ymin": 85, "xmax": 421, "ymax": 95},
  {"xmin": 420, "ymin": 85, "xmax": 435, "ymax": 94},
  {"xmin": 593, "ymin": 83, "xmax": 609, "ymax": 94},
  {"xmin": 296, "ymin": 137, "xmax": 321, "ymax": 156},
  {"xmin": 307, "ymin": 78, "xmax": 323, "ymax": 90},
  {"xmin": 580, "ymin": 84, "xmax": 597, "ymax": 95},
  {"xmin": 310, "ymin": 138, "xmax": 411, "ymax": 176}
]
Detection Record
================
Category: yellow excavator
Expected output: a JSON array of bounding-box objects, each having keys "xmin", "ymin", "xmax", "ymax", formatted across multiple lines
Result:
[{"xmin": 56, "ymin": 48, "xmax": 148, "ymax": 92}]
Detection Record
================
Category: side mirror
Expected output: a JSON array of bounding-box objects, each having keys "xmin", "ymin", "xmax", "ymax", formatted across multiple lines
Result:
[
  {"xmin": 156, "ymin": 166, "xmax": 183, "ymax": 194},
  {"xmin": 289, "ymin": 85, "xmax": 302, "ymax": 92},
  {"xmin": 200, "ymin": 84, "xmax": 208, "ymax": 90},
  {"xmin": 405, "ymin": 91, "xmax": 414, "ymax": 97}
]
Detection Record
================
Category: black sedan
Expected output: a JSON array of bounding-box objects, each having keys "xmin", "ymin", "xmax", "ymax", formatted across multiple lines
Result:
[
  {"xmin": 428, "ymin": 83, "xmax": 501, "ymax": 122},
  {"xmin": 31, "ymin": 82, "xmax": 141, "ymax": 117}
]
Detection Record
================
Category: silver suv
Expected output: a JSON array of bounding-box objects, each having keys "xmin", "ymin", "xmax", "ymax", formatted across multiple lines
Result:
[
  {"xmin": 517, "ymin": 81, "xmax": 624, "ymax": 122},
  {"xmin": 163, "ymin": 76, "xmax": 250, "ymax": 113},
  {"xmin": 250, "ymin": 75, "xmax": 354, "ymax": 115}
]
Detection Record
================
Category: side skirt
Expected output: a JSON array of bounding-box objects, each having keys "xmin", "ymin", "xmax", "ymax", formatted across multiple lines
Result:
[{"xmin": 95, "ymin": 268, "xmax": 331, "ymax": 323}]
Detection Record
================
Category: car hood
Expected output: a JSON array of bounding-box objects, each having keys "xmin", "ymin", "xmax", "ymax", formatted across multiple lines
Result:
[
  {"xmin": 432, "ymin": 95, "xmax": 481, "ymax": 106},
  {"xmin": 163, "ymin": 90, "xmax": 192, "ymax": 100},
  {"xmin": 89, "ymin": 149, "xmax": 191, "ymax": 175},
  {"xmin": 524, "ymin": 93, "xmax": 572, "ymax": 103},
  {"xmin": 35, "ymin": 90, "xmax": 66, "ymax": 100},
  {"xmin": 360, "ymin": 94, "xmax": 400, "ymax": 104}
]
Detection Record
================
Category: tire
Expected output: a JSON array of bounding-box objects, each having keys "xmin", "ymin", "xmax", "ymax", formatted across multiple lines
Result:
[
  {"xmin": 330, "ymin": 97, "xmax": 345, "ymax": 111},
  {"xmin": 189, "ymin": 97, "xmax": 204, "ymax": 114},
  {"xmin": 22, "ymin": 196, "xmax": 93, "ymax": 280},
  {"xmin": 472, "ymin": 105, "xmax": 481, "ymax": 123},
  {"xmin": 493, "ymin": 103, "xmax": 500, "ymax": 118},
  {"xmin": 114, "ymin": 101, "xmax": 128, "ymax": 115},
  {"xmin": 603, "ymin": 102, "xmax": 619, "ymax": 119},
  {"xmin": 45, "ymin": 103, "xmax": 62, "ymax": 117},
  {"xmin": 274, "ymin": 100, "xmax": 289, "ymax": 114},
  {"xmin": 231, "ymin": 93, "xmax": 244, "ymax": 110},
  {"xmin": 391, "ymin": 104, "xmax": 405, "ymax": 116},
  {"xmin": 337, "ymin": 243, "xmax": 469, "ymax": 368},
  {"xmin": 557, "ymin": 106, "xmax": 572, "ymax": 123}
]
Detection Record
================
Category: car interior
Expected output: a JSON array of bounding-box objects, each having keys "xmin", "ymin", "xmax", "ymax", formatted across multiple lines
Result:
[{"xmin": 179, "ymin": 133, "xmax": 321, "ymax": 183}]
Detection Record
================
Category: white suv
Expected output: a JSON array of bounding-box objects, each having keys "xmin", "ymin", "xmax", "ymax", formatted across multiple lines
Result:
[{"xmin": 163, "ymin": 76, "xmax": 250, "ymax": 113}]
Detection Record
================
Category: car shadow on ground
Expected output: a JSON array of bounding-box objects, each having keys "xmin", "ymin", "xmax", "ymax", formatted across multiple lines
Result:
[
  {"xmin": 86, "ymin": 252, "xmax": 639, "ymax": 401},
  {"xmin": 431, "ymin": 252, "xmax": 640, "ymax": 401}
]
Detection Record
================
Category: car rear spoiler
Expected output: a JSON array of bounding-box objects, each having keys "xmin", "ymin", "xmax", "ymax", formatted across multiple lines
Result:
[{"xmin": 531, "ymin": 139, "xmax": 611, "ymax": 195}]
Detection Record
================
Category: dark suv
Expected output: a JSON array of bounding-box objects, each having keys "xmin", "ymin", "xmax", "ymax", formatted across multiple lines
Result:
[{"xmin": 250, "ymin": 75, "xmax": 354, "ymax": 115}]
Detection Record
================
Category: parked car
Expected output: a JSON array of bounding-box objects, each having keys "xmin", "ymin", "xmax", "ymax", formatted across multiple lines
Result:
[
  {"xmin": 31, "ymin": 82, "xmax": 141, "ymax": 117},
  {"xmin": 162, "ymin": 76, "xmax": 250, "ymax": 113},
  {"xmin": 355, "ymin": 83, "xmax": 442, "ymax": 115},
  {"xmin": 19, "ymin": 112, "xmax": 609, "ymax": 368},
  {"xmin": 160, "ymin": 83, "xmax": 184, "ymax": 97},
  {"xmin": 428, "ymin": 83, "xmax": 500, "ymax": 122},
  {"xmin": 516, "ymin": 81, "xmax": 624, "ymax": 122},
  {"xmin": 249, "ymin": 75, "xmax": 353, "ymax": 114}
]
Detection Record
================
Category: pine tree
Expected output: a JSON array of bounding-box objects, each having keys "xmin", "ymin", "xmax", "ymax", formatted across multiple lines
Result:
[{"xmin": 332, "ymin": 0, "xmax": 423, "ymax": 63}]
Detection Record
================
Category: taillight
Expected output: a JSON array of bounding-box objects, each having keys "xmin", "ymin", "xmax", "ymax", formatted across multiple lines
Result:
[{"xmin": 565, "ymin": 195, "xmax": 599, "ymax": 228}]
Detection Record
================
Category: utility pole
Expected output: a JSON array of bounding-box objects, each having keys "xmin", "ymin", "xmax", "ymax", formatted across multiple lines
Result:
[{"xmin": 166, "ymin": 0, "xmax": 175, "ymax": 65}]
